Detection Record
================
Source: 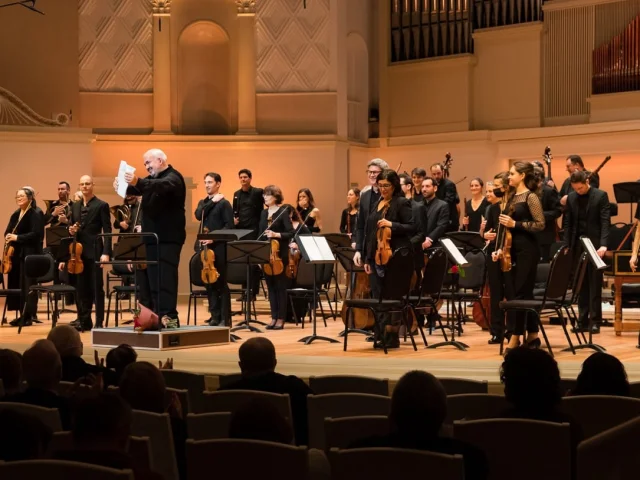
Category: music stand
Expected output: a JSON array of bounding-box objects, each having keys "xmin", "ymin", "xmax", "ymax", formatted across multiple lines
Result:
[
  {"xmin": 296, "ymin": 235, "xmax": 339, "ymax": 345},
  {"xmin": 45, "ymin": 226, "xmax": 68, "ymax": 249},
  {"xmin": 111, "ymin": 235, "xmax": 148, "ymax": 325},
  {"xmin": 613, "ymin": 182, "xmax": 640, "ymax": 223},
  {"xmin": 428, "ymin": 237, "xmax": 472, "ymax": 351},
  {"xmin": 227, "ymin": 240, "xmax": 270, "ymax": 333},
  {"xmin": 334, "ymin": 246, "xmax": 371, "ymax": 338},
  {"xmin": 323, "ymin": 233, "xmax": 352, "ymax": 310},
  {"xmin": 198, "ymin": 229, "xmax": 253, "ymax": 341}
]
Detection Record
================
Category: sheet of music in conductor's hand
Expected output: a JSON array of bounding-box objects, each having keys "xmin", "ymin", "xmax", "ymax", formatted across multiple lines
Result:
[{"xmin": 117, "ymin": 160, "xmax": 136, "ymax": 198}]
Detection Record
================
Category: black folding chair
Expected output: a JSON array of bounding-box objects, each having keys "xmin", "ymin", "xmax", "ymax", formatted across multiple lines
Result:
[
  {"xmin": 187, "ymin": 253, "xmax": 208, "ymax": 325},
  {"xmin": 0, "ymin": 271, "xmax": 21, "ymax": 326},
  {"xmin": 287, "ymin": 261, "xmax": 335, "ymax": 327},
  {"xmin": 498, "ymin": 246, "xmax": 575, "ymax": 357},
  {"xmin": 343, "ymin": 247, "xmax": 415, "ymax": 354}
]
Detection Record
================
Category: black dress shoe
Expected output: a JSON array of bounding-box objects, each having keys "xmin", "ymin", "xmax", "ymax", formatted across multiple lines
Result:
[
  {"xmin": 9, "ymin": 318, "xmax": 32, "ymax": 327},
  {"xmin": 488, "ymin": 335, "xmax": 502, "ymax": 345},
  {"xmin": 526, "ymin": 338, "xmax": 541, "ymax": 349}
]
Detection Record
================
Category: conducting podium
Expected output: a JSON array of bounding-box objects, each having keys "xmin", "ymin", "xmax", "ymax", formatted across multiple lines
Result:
[{"xmin": 296, "ymin": 235, "xmax": 339, "ymax": 345}]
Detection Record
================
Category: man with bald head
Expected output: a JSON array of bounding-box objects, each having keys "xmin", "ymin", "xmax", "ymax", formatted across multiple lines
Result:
[
  {"xmin": 114, "ymin": 149, "xmax": 186, "ymax": 326},
  {"xmin": 59, "ymin": 175, "xmax": 111, "ymax": 331}
]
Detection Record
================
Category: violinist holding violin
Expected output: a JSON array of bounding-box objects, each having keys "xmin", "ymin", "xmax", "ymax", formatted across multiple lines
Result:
[
  {"xmin": 3, "ymin": 187, "xmax": 44, "ymax": 327},
  {"xmin": 363, "ymin": 169, "xmax": 414, "ymax": 349},
  {"xmin": 194, "ymin": 173, "xmax": 234, "ymax": 327},
  {"xmin": 259, "ymin": 185, "xmax": 294, "ymax": 330}
]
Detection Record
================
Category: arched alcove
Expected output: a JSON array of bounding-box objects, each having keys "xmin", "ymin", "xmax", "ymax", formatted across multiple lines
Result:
[
  {"xmin": 346, "ymin": 33, "xmax": 369, "ymax": 143},
  {"xmin": 178, "ymin": 21, "xmax": 231, "ymax": 135}
]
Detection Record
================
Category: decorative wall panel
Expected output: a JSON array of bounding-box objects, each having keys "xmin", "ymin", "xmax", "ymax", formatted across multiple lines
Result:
[
  {"xmin": 256, "ymin": 0, "xmax": 331, "ymax": 92},
  {"xmin": 79, "ymin": 0, "xmax": 153, "ymax": 92}
]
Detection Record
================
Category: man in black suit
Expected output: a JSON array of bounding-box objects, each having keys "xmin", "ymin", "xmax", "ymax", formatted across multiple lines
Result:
[
  {"xmin": 533, "ymin": 163, "xmax": 562, "ymax": 262},
  {"xmin": 195, "ymin": 172, "xmax": 234, "ymax": 326},
  {"xmin": 559, "ymin": 154, "xmax": 600, "ymax": 207},
  {"xmin": 563, "ymin": 170, "xmax": 610, "ymax": 333},
  {"xmin": 44, "ymin": 181, "xmax": 74, "ymax": 303},
  {"xmin": 119, "ymin": 149, "xmax": 187, "ymax": 326},
  {"xmin": 353, "ymin": 158, "xmax": 389, "ymax": 267},
  {"xmin": 400, "ymin": 173, "xmax": 426, "ymax": 281},
  {"xmin": 420, "ymin": 177, "xmax": 450, "ymax": 251},
  {"xmin": 60, "ymin": 175, "xmax": 111, "ymax": 331},
  {"xmin": 430, "ymin": 163, "xmax": 459, "ymax": 232}
]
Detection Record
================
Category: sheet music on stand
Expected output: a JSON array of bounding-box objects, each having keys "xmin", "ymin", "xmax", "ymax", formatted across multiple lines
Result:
[
  {"xmin": 440, "ymin": 238, "xmax": 470, "ymax": 267},
  {"xmin": 297, "ymin": 235, "xmax": 335, "ymax": 264},
  {"xmin": 580, "ymin": 236, "xmax": 607, "ymax": 270}
]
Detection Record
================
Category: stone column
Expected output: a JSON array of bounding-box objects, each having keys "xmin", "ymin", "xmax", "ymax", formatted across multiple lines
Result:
[
  {"xmin": 151, "ymin": 0, "xmax": 172, "ymax": 133},
  {"xmin": 235, "ymin": 0, "xmax": 257, "ymax": 134}
]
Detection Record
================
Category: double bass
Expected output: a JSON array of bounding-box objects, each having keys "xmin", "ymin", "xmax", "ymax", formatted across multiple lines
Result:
[
  {"xmin": 442, "ymin": 152, "xmax": 461, "ymax": 218},
  {"xmin": 542, "ymin": 145, "xmax": 561, "ymax": 241}
]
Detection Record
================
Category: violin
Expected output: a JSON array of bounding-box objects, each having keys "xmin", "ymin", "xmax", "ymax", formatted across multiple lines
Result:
[
  {"xmin": 375, "ymin": 200, "xmax": 392, "ymax": 266},
  {"xmin": 200, "ymin": 227, "xmax": 219, "ymax": 284},
  {"xmin": 67, "ymin": 222, "xmax": 84, "ymax": 274},
  {"xmin": 2, "ymin": 242, "xmax": 14, "ymax": 274},
  {"xmin": 285, "ymin": 244, "xmax": 301, "ymax": 279},
  {"xmin": 494, "ymin": 197, "xmax": 513, "ymax": 272},
  {"xmin": 263, "ymin": 239, "xmax": 284, "ymax": 276}
]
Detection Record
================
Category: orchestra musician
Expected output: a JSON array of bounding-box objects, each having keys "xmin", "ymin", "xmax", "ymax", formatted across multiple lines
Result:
[
  {"xmin": 59, "ymin": 176, "xmax": 112, "ymax": 332},
  {"xmin": 286, "ymin": 205, "xmax": 311, "ymax": 324},
  {"xmin": 462, "ymin": 178, "xmax": 489, "ymax": 233},
  {"xmin": 419, "ymin": 177, "xmax": 449, "ymax": 253},
  {"xmin": 259, "ymin": 185, "xmax": 294, "ymax": 330},
  {"xmin": 117, "ymin": 149, "xmax": 186, "ymax": 327},
  {"xmin": 111, "ymin": 195, "xmax": 140, "ymax": 233},
  {"xmin": 483, "ymin": 173, "xmax": 513, "ymax": 344},
  {"xmin": 4, "ymin": 187, "xmax": 44, "ymax": 327},
  {"xmin": 233, "ymin": 169, "xmax": 265, "ymax": 300},
  {"xmin": 194, "ymin": 173, "xmax": 234, "ymax": 327},
  {"xmin": 339, "ymin": 187, "xmax": 360, "ymax": 248},
  {"xmin": 43, "ymin": 181, "xmax": 74, "ymax": 302},
  {"xmin": 400, "ymin": 173, "xmax": 427, "ymax": 288},
  {"xmin": 559, "ymin": 155, "xmax": 600, "ymax": 208},
  {"xmin": 533, "ymin": 162, "xmax": 562, "ymax": 262},
  {"xmin": 563, "ymin": 170, "xmax": 610, "ymax": 334},
  {"xmin": 430, "ymin": 163, "xmax": 460, "ymax": 232},
  {"xmin": 410, "ymin": 168, "xmax": 427, "ymax": 202},
  {"xmin": 496, "ymin": 163, "xmax": 545, "ymax": 354},
  {"xmin": 296, "ymin": 188, "xmax": 322, "ymax": 233},
  {"xmin": 363, "ymin": 169, "xmax": 414, "ymax": 349}
]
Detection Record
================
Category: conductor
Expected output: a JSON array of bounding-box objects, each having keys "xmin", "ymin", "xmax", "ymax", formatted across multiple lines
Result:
[{"xmin": 114, "ymin": 149, "xmax": 186, "ymax": 326}]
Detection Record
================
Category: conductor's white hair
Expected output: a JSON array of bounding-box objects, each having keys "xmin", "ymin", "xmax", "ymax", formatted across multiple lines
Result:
[
  {"xmin": 368, "ymin": 158, "xmax": 389, "ymax": 170},
  {"xmin": 143, "ymin": 149, "xmax": 167, "ymax": 164}
]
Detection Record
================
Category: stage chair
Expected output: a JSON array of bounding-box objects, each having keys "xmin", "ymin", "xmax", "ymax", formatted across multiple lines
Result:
[
  {"xmin": 186, "ymin": 439, "xmax": 308, "ymax": 480},
  {"xmin": 286, "ymin": 260, "xmax": 336, "ymax": 328},
  {"xmin": 498, "ymin": 245, "xmax": 575, "ymax": 357},
  {"xmin": 105, "ymin": 263, "xmax": 136, "ymax": 327},
  {"xmin": 444, "ymin": 394, "xmax": 509, "ymax": 424},
  {"xmin": 160, "ymin": 370, "xmax": 206, "ymax": 414},
  {"xmin": 324, "ymin": 415, "xmax": 389, "ymax": 451},
  {"xmin": 187, "ymin": 253, "xmax": 207, "ymax": 326},
  {"xmin": 577, "ymin": 416, "xmax": 640, "ymax": 480},
  {"xmin": 342, "ymin": 247, "xmax": 416, "ymax": 354},
  {"xmin": 309, "ymin": 375, "xmax": 389, "ymax": 396},
  {"xmin": 130, "ymin": 410, "xmax": 179, "ymax": 480},
  {"xmin": 559, "ymin": 395, "xmax": 640, "ymax": 439},
  {"xmin": 329, "ymin": 447, "xmax": 464, "ymax": 480},
  {"xmin": 0, "ymin": 270, "xmax": 21, "ymax": 325},
  {"xmin": 0, "ymin": 402, "xmax": 62, "ymax": 432},
  {"xmin": 454, "ymin": 418, "xmax": 571, "ymax": 480},
  {"xmin": 0, "ymin": 460, "xmax": 133, "ymax": 480},
  {"xmin": 186, "ymin": 412, "xmax": 231, "ymax": 441},
  {"xmin": 226, "ymin": 262, "xmax": 259, "ymax": 323},
  {"xmin": 56, "ymin": 381, "xmax": 94, "ymax": 401},
  {"xmin": 439, "ymin": 378, "xmax": 489, "ymax": 395},
  {"xmin": 307, "ymin": 393, "xmax": 390, "ymax": 450},
  {"xmin": 629, "ymin": 381, "xmax": 640, "ymax": 399},
  {"xmin": 407, "ymin": 248, "xmax": 448, "ymax": 347},
  {"xmin": 216, "ymin": 372, "xmax": 243, "ymax": 389}
]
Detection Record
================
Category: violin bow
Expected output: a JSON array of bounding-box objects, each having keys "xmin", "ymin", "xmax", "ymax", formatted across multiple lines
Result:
[{"xmin": 257, "ymin": 206, "xmax": 290, "ymax": 240}]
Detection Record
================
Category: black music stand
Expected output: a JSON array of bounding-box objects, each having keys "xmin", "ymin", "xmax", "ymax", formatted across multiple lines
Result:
[
  {"xmin": 111, "ymin": 235, "xmax": 147, "ymax": 324},
  {"xmin": 323, "ymin": 233, "xmax": 352, "ymax": 309},
  {"xmin": 297, "ymin": 235, "xmax": 339, "ymax": 345},
  {"xmin": 428, "ymin": 236, "xmax": 472, "ymax": 351},
  {"xmin": 334, "ymin": 246, "xmax": 371, "ymax": 338},
  {"xmin": 227, "ymin": 240, "xmax": 270, "ymax": 333},
  {"xmin": 198, "ymin": 229, "xmax": 253, "ymax": 341},
  {"xmin": 613, "ymin": 182, "xmax": 640, "ymax": 223},
  {"xmin": 45, "ymin": 226, "xmax": 75, "ymax": 316}
]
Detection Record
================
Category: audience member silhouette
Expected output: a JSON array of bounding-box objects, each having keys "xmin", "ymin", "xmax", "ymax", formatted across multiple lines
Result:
[
  {"xmin": 0, "ymin": 410, "xmax": 52, "ymax": 462},
  {"xmin": 350, "ymin": 370, "xmax": 488, "ymax": 480},
  {"xmin": 47, "ymin": 325, "xmax": 101, "ymax": 383},
  {"xmin": 105, "ymin": 344, "xmax": 138, "ymax": 387},
  {"xmin": 0, "ymin": 348, "xmax": 23, "ymax": 397},
  {"xmin": 571, "ymin": 352, "xmax": 630, "ymax": 397},
  {"xmin": 219, "ymin": 337, "xmax": 314, "ymax": 446},
  {"xmin": 53, "ymin": 392, "xmax": 162, "ymax": 480},
  {"xmin": 3, "ymin": 339, "xmax": 72, "ymax": 429},
  {"xmin": 119, "ymin": 361, "xmax": 186, "ymax": 479}
]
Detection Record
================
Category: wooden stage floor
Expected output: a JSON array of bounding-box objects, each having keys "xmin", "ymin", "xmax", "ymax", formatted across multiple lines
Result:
[{"xmin": 3, "ymin": 299, "xmax": 640, "ymax": 385}]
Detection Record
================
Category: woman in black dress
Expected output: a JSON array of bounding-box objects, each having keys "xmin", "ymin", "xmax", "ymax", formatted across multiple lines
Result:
[
  {"xmin": 296, "ymin": 188, "xmax": 321, "ymax": 233},
  {"xmin": 284, "ymin": 205, "xmax": 310, "ymax": 324},
  {"xmin": 493, "ymin": 162, "xmax": 545, "ymax": 353},
  {"xmin": 4, "ymin": 187, "xmax": 44, "ymax": 326},
  {"xmin": 363, "ymin": 169, "xmax": 414, "ymax": 349},
  {"xmin": 339, "ymin": 188, "xmax": 360, "ymax": 246},
  {"xmin": 462, "ymin": 177, "xmax": 489, "ymax": 233},
  {"xmin": 259, "ymin": 185, "xmax": 294, "ymax": 330}
]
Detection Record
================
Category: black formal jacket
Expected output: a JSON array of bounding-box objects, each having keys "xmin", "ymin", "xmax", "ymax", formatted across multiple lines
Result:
[
  {"xmin": 435, "ymin": 177, "xmax": 460, "ymax": 231},
  {"xmin": 233, "ymin": 186, "xmax": 265, "ymax": 235},
  {"xmin": 194, "ymin": 197, "xmax": 234, "ymax": 260},
  {"xmin": 409, "ymin": 200, "xmax": 427, "ymax": 268},
  {"xmin": 44, "ymin": 199, "xmax": 73, "ymax": 227},
  {"xmin": 68, "ymin": 196, "xmax": 112, "ymax": 260},
  {"xmin": 258, "ymin": 206, "xmax": 295, "ymax": 261},
  {"xmin": 563, "ymin": 187, "xmax": 610, "ymax": 250},
  {"xmin": 364, "ymin": 195, "xmax": 414, "ymax": 264},
  {"xmin": 538, "ymin": 184, "xmax": 562, "ymax": 245},
  {"xmin": 4, "ymin": 207, "xmax": 44, "ymax": 260},
  {"xmin": 559, "ymin": 171, "xmax": 600, "ymax": 197},
  {"xmin": 423, "ymin": 197, "xmax": 450, "ymax": 246},
  {"xmin": 355, "ymin": 187, "xmax": 381, "ymax": 255},
  {"xmin": 126, "ymin": 165, "xmax": 186, "ymax": 245}
]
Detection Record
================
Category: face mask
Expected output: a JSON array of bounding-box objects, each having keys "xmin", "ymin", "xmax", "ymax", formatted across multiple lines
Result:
[{"xmin": 494, "ymin": 188, "xmax": 505, "ymax": 198}]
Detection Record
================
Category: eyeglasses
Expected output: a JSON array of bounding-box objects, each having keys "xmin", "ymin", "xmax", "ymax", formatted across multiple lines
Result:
[
  {"xmin": 79, "ymin": 183, "xmax": 92, "ymax": 186},
  {"xmin": 366, "ymin": 170, "xmax": 381, "ymax": 176},
  {"xmin": 378, "ymin": 183, "xmax": 393, "ymax": 189},
  {"xmin": 15, "ymin": 195, "xmax": 26, "ymax": 199}
]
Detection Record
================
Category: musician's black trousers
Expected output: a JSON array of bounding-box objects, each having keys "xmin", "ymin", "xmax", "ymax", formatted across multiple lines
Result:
[
  {"xmin": 205, "ymin": 266, "xmax": 231, "ymax": 325},
  {"xmin": 75, "ymin": 257, "xmax": 105, "ymax": 327},
  {"xmin": 264, "ymin": 272, "xmax": 289, "ymax": 320},
  {"xmin": 578, "ymin": 262, "xmax": 604, "ymax": 327},
  {"xmin": 146, "ymin": 242, "xmax": 182, "ymax": 321},
  {"xmin": 486, "ymin": 259, "xmax": 514, "ymax": 338},
  {"xmin": 505, "ymin": 242, "xmax": 539, "ymax": 335}
]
